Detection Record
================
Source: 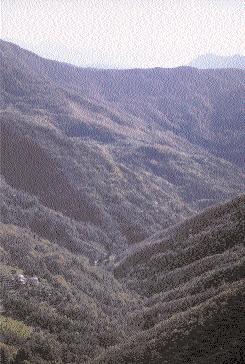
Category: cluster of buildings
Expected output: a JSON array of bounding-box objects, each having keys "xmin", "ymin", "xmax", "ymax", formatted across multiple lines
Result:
[
  {"xmin": 15, "ymin": 273, "xmax": 39, "ymax": 286},
  {"xmin": 93, "ymin": 254, "xmax": 116, "ymax": 266}
]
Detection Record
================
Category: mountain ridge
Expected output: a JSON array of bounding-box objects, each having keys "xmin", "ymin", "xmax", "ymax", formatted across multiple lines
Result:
[
  {"xmin": 2, "ymin": 40, "xmax": 245, "ymax": 167},
  {"xmin": 189, "ymin": 53, "xmax": 245, "ymax": 69},
  {"xmin": 0, "ymin": 40, "xmax": 245, "ymax": 363}
]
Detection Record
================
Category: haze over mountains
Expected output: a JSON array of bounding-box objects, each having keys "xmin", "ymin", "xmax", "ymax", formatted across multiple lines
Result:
[
  {"xmin": 0, "ymin": 40, "xmax": 245, "ymax": 363},
  {"xmin": 189, "ymin": 54, "xmax": 245, "ymax": 70}
]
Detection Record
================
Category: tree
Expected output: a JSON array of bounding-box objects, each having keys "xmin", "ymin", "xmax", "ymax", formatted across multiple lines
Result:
[
  {"xmin": 14, "ymin": 348, "xmax": 29, "ymax": 364},
  {"xmin": 0, "ymin": 347, "xmax": 10, "ymax": 364}
]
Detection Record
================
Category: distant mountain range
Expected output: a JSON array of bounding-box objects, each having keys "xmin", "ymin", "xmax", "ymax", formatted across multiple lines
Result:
[
  {"xmin": 189, "ymin": 54, "xmax": 245, "ymax": 69},
  {"xmin": 0, "ymin": 40, "xmax": 245, "ymax": 363}
]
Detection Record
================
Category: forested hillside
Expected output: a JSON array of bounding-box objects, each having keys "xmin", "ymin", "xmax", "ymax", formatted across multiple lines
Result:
[
  {"xmin": 92, "ymin": 196, "xmax": 245, "ymax": 363},
  {"xmin": 1, "ymin": 40, "xmax": 244, "ymax": 257},
  {"xmin": 1, "ymin": 197, "xmax": 244, "ymax": 363},
  {"xmin": 0, "ymin": 40, "xmax": 244, "ymax": 363}
]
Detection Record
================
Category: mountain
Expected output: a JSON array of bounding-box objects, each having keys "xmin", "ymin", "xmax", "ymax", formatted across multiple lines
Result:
[
  {"xmin": 0, "ymin": 222, "xmax": 141, "ymax": 363},
  {"xmin": 0, "ymin": 40, "xmax": 245, "ymax": 362},
  {"xmin": 189, "ymin": 54, "xmax": 245, "ymax": 70},
  {"xmin": 1, "ymin": 196, "xmax": 244, "ymax": 363},
  {"xmin": 92, "ymin": 195, "xmax": 245, "ymax": 363},
  {"xmin": 1, "ymin": 40, "xmax": 245, "ymax": 168},
  {"xmin": 1, "ymin": 40, "xmax": 244, "ymax": 257}
]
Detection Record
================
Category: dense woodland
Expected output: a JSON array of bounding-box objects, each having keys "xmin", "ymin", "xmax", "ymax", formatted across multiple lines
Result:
[{"xmin": 0, "ymin": 40, "xmax": 245, "ymax": 363}]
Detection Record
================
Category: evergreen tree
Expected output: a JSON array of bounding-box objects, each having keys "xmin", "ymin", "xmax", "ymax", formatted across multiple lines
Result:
[{"xmin": 14, "ymin": 348, "xmax": 29, "ymax": 364}]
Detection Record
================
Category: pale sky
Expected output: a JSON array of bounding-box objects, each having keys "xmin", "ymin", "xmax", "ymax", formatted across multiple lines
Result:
[{"xmin": 1, "ymin": 0, "xmax": 244, "ymax": 68}]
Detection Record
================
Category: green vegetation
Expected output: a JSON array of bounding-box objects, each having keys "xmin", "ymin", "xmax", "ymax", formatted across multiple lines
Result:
[
  {"xmin": 0, "ymin": 315, "xmax": 32, "ymax": 338},
  {"xmin": 0, "ymin": 40, "xmax": 245, "ymax": 363},
  {"xmin": 1, "ymin": 197, "xmax": 244, "ymax": 363},
  {"xmin": 0, "ymin": 223, "xmax": 141, "ymax": 363}
]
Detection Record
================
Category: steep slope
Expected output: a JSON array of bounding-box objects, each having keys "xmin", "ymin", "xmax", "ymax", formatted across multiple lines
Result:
[
  {"xmin": 1, "ymin": 40, "xmax": 245, "ymax": 166},
  {"xmin": 1, "ymin": 111, "xmax": 195, "ymax": 255},
  {"xmin": 91, "ymin": 280, "xmax": 245, "ymax": 364},
  {"xmin": 0, "ymin": 223, "xmax": 141, "ymax": 363},
  {"xmin": 1, "ymin": 40, "xmax": 245, "ymax": 258},
  {"xmin": 1, "ymin": 107, "xmax": 244, "ymax": 255},
  {"xmin": 115, "ymin": 196, "xmax": 245, "ymax": 295},
  {"xmin": 1, "ymin": 40, "xmax": 245, "ymax": 362},
  {"xmin": 91, "ymin": 196, "xmax": 245, "ymax": 363},
  {"xmin": 1, "ymin": 196, "xmax": 244, "ymax": 363}
]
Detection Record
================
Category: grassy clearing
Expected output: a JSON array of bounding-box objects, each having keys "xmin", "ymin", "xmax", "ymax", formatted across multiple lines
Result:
[{"xmin": 0, "ymin": 315, "xmax": 32, "ymax": 338}]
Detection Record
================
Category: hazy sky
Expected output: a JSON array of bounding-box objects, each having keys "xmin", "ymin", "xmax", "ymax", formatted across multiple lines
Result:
[{"xmin": 1, "ymin": 0, "xmax": 244, "ymax": 68}]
